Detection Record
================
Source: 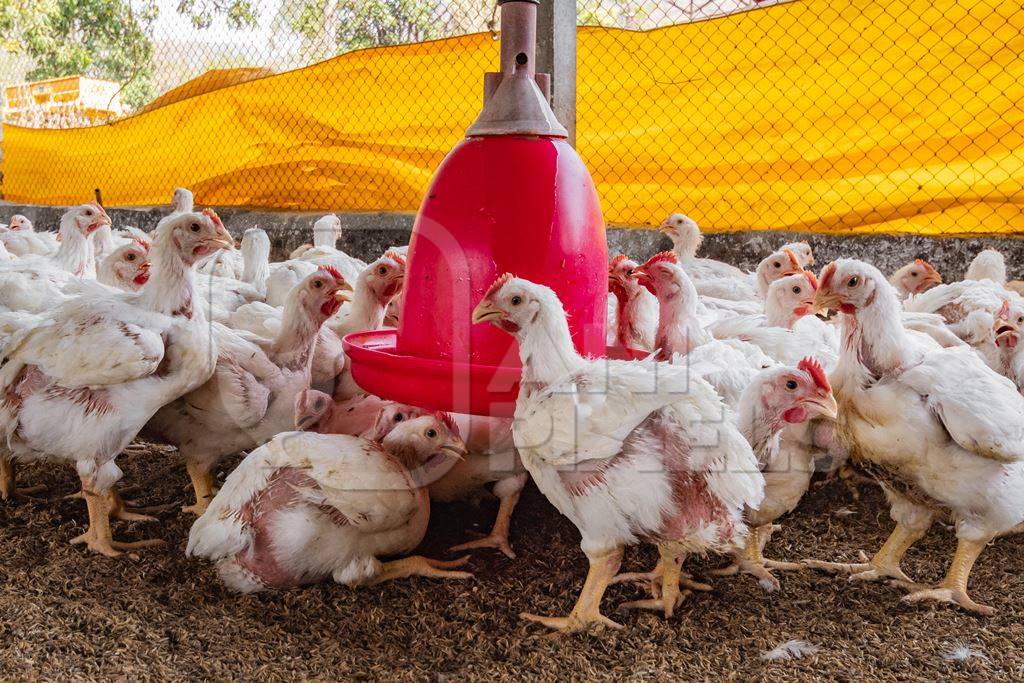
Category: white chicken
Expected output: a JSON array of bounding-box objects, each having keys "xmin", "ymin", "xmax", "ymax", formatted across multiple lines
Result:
[
  {"xmin": 889, "ymin": 258, "xmax": 942, "ymax": 300},
  {"xmin": 186, "ymin": 415, "xmax": 472, "ymax": 592},
  {"xmin": 96, "ymin": 240, "xmax": 151, "ymax": 292},
  {"xmin": 965, "ymin": 249, "xmax": 1007, "ymax": 285},
  {"xmin": 472, "ymin": 274, "xmax": 763, "ymax": 631},
  {"xmin": 144, "ymin": 266, "xmax": 351, "ymax": 515},
  {"xmin": 291, "ymin": 215, "xmax": 367, "ymax": 284},
  {"xmin": 296, "ymin": 393, "xmax": 526, "ymax": 559},
  {"xmin": 0, "ymin": 214, "xmax": 59, "ymax": 257},
  {"xmin": 0, "ymin": 210, "xmax": 233, "ymax": 554},
  {"xmin": 607, "ymin": 254, "xmax": 657, "ymax": 351},
  {"xmin": 633, "ymin": 252, "xmax": 776, "ymax": 408},
  {"xmin": 805, "ymin": 259, "xmax": 1024, "ymax": 614},
  {"xmin": 709, "ymin": 359, "xmax": 837, "ymax": 591}
]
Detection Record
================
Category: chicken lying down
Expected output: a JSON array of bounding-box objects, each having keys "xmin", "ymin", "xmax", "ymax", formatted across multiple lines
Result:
[
  {"xmin": 707, "ymin": 359, "xmax": 837, "ymax": 592},
  {"xmin": 941, "ymin": 299, "xmax": 1024, "ymax": 392},
  {"xmin": 144, "ymin": 266, "xmax": 351, "ymax": 516},
  {"xmin": 295, "ymin": 391, "xmax": 526, "ymax": 559},
  {"xmin": 965, "ymin": 249, "xmax": 1007, "ymax": 285},
  {"xmin": 186, "ymin": 415, "xmax": 472, "ymax": 593},
  {"xmin": 0, "ymin": 210, "xmax": 233, "ymax": 555},
  {"xmin": 473, "ymin": 274, "xmax": 764, "ymax": 632},
  {"xmin": 0, "ymin": 214, "xmax": 59, "ymax": 258},
  {"xmin": 805, "ymin": 259, "xmax": 1024, "ymax": 615},
  {"xmin": 292, "ymin": 214, "xmax": 367, "ymax": 284}
]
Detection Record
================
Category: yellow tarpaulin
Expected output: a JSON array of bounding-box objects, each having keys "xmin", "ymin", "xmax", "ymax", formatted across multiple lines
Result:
[{"xmin": 2, "ymin": 0, "xmax": 1023, "ymax": 235}]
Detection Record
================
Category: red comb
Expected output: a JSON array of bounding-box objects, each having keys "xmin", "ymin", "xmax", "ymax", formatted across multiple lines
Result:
[
  {"xmin": 803, "ymin": 270, "xmax": 818, "ymax": 290},
  {"xmin": 132, "ymin": 237, "xmax": 151, "ymax": 251},
  {"xmin": 798, "ymin": 357, "xmax": 831, "ymax": 394},
  {"xmin": 998, "ymin": 299, "xmax": 1011, "ymax": 318},
  {"xmin": 641, "ymin": 251, "xmax": 679, "ymax": 269},
  {"xmin": 436, "ymin": 412, "xmax": 461, "ymax": 438},
  {"xmin": 484, "ymin": 272, "xmax": 514, "ymax": 300},
  {"xmin": 819, "ymin": 262, "xmax": 836, "ymax": 290},
  {"xmin": 609, "ymin": 253, "xmax": 629, "ymax": 270},
  {"xmin": 384, "ymin": 249, "xmax": 406, "ymax": 267},
  {"xmin": 317, "ymin": 264, "xmax": 344, "ymax": 282},
  {"xmin": 201, "ymin": 208, "xmax": 223, "ymax": 227}
]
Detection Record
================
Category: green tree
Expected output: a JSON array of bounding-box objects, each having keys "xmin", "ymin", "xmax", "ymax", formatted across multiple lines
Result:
[{"xmin": 3, "ymin": 0, "xmax": 158, "ymax": 109}]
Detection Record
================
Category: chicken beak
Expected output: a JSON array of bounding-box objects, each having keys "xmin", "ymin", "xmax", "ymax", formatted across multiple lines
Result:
[
  {"xmin": 472, "ymin": 299, "xmax": 506, "ymax": 325},
  {"xmin": 804, "ymin": 393, "xmax": 839, "ymax": 420},
  {"xmin": 440, "ymin": 438, "xmax": 468, "ymax": 460},
  {"xmin": 812, "ymin": 288, "xmax": 843, "ymax": 315},
  {"xmin": 205, "ymin": 226, "xmax": 235, "ymax": 251},
  {"xmin": 922, "ymin": 270, "xmax": 943, "ymax": 286},
  {"xmin": 333, "ymin": 289, "xmax": 352, "ymax": 303}
]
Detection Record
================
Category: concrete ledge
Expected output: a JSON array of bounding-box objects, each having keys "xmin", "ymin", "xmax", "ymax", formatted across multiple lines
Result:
[{"xmin": 2, "ymin": 203, "xmax": 1021, "ymax": 280}]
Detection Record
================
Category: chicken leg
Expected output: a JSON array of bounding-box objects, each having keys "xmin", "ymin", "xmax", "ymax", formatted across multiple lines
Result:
[
  {"xmin": 902, "ymin": 536, "xmax": 994, "ymax": 615},
  {"xmin": 620, "ymin": 542, "xmax": 696, "ymax": 618},
  {"xmin": 805, "ymin": 521, "xmax": 927, "ymax": 584},
  {"xmin": 0, "ymin": 457, "xmax": 46, "ymax": 501},
  {"xmin": 368, "ymin": 555, "xmax": 474, "ymax": 584},
  {"xmin": 183, "ymin": 461, "xmax": 217, "ymax": 516},
  {"xmin": 520, "ymin": 547, "xmax": 624, "ymax": 633},
  {"xmin": 450, "ymin": 475, "xmax": 526, "ymax": 559},
  {"xmin": 710, "ymin": 524, "xmax": 804, "ymax": 592},
  {"xmin": 70, "ymin": 488, "xmax": 165, "ymax": 557}
]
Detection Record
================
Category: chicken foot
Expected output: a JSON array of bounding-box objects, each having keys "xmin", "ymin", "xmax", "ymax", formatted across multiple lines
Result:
[
  {"xmin": 620, "ymin": 543, "xmax": 696, "ymax": 618},
  {"xmin": 368, "ymin": 555, "xmax": 474, "ymax": 584},
  {"xmin": 709, "ymin": 524, "xmax": 804, "ymax": 592},
  {"xmin": 0, "ymin": 457, "xmax": 46, "ymax": 501},
  {"xmin": 182, "ymin": 461, "xmax": 218, "ymax": 516},
  {"xmin": 521, "ymin": 547, "xmax": 624, "ymax": 634},
  {"xmin": 70, "ymin": 488, "xmax": 165, "ymax": 558},
  {"xmin": 902, "ymin": 536, "xmax": 994, "ymax": 615},
  {"xmin": 63, "ymin": 488, "xmax": 175, "ymax": 521},
  {"xmin": 450, "ymin": 474, "xmax": 526, "ymax": 559},
  {"xmin": 804, "ymin": 521, "xmax": 926, "ymax": 584}
]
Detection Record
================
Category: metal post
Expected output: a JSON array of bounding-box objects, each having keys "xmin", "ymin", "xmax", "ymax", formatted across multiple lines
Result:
[{"xmin": 536, "ymin": 0, "xmax": 577, "ymax": 146}]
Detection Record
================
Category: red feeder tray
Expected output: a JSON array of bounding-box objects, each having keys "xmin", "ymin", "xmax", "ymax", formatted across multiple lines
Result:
[{"xmin": 343, "ymin": 0, "xmax": 613, "ymax": 417}]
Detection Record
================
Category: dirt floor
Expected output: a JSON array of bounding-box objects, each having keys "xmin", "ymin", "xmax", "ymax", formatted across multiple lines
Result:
[{"xmin": 2, "ymin": 448, "xmax": 1023, "ymax": 681}]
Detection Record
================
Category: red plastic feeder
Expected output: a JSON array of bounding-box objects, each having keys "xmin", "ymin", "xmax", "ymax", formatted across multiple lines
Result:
[{"xmin": 344, "ymin": 0, "xmax": 613, "ymax": 417}]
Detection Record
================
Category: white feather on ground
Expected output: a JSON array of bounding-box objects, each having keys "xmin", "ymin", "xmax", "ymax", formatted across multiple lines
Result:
[
  {"xmin": 761, "ymin": 640, "xmax": 820, "ymax": 662},
  {"xmin": 941, "ymin": 643, "xmax": 988, "ymax": 663}
]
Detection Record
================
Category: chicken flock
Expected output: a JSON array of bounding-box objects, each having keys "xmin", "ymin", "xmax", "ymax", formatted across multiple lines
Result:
[{"xmin": 2, "ymin": 192, "xmax": 1024, "ymax": 635}]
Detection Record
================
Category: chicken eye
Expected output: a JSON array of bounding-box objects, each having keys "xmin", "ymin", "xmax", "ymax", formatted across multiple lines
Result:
[
  {"xmin": 377, "ymin": 266, "xmax": 388, "ymax": 276},
  {"xmin": 847, "ymin": 276, "xmax": 859, "ymax": 287},
  {"xmin": 910, "ymin": 271, "xmax": 918, "ymax": 277},
  {"xmin": 190, "ymin": 223, "xmax": 201, "ymax": 232},
  {"xmin": 84, "ymin": 210, "xmax": 93, "ymax": 216},
  {"xmin": 126, "ymin": 253, "xmax": 136, "ymax": 262},
  {"xmin": 791, "ymin": 286, "xmax": 801, "ymax": 294},
  {"xmin": 773, "ymin": 261, "xmax": 781, "ymax": 269},
  {"xmin": 786, "ymin": 379, "xmax": 798, "ymax": 390},
  {"xmin": 510, "ymin": 295, "xmax": 522, "ymax": 306},
  {"xmin": 625, "ymin": 268, "xmax": 633, "ymax": 276},
  {"xmin": 393, "ymin": 413, "xmax": 404, "ymax": 423},
  {"xmin": 1018, "ymin": 317, "xmax": 1024, "ymax": 325},
  {"xmin": 426, "ymin": 428, "xmax": 437, "ymax": 439}
]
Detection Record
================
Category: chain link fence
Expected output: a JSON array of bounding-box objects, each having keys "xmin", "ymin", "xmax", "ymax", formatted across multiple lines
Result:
[{"xmin": 1, "ymin": 0, "xmax": 1021, "ymax": 234}]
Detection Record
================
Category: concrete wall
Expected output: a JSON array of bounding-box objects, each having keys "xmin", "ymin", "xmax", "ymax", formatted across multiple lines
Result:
[{"xmin": 4, "ymin": 203, "xmax": 1023, "ymax": 281}]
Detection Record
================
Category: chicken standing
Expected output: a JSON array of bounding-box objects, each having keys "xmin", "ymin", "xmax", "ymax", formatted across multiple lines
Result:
[
  {"xmin": 186, "ymin": 415, "xmax": 472, "ymax": 592},
  {"xmin": 806, "ymin": 259, "xmax": 1024, "ymax": 614},
  {"xmin": 710, "ymin": 359, "xmax": 837, "ymax": 591},
  {"xmin": 0, "ymin": 210, "xmax": 233, "ymax": 554},
  {"xmin": 607, "ymin": 254, "xmax": 657, "ymax": 351},
  {"xmin": 473, "ymin": 274, "xmax": 763, "ymax": 631}
]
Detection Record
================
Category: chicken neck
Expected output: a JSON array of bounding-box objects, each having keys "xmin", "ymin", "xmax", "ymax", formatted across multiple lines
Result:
[{"xmin": 52, "ymin": 217, "xmax": 96, "ymax": 279}]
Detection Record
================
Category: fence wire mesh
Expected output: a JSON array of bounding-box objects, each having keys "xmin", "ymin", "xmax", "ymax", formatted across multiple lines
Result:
[{"xmin": 0, "ymin": 0, "xmax": 1021, "ymax": 235}]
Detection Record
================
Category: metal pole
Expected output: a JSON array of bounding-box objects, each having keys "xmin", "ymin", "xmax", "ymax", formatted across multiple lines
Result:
[{"xmin": 536, "ymin": 0, "xmax": 577, "ymax": 146}]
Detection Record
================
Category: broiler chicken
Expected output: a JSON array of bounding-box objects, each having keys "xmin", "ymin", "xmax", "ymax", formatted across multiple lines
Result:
[
  {"xmin": 472, "ymin": 274, "xmax": 763, "ymax": 631},
  {"xmin": 633, "ymin": 252, "xmax": 776, "ymax": 408},
  {"xmin": 709, "ymin": 359, "xmax": 837, "ymax": 591},
  {"xmin": 145, "ymin": 266, "xmax": 352, "ymax": 515},
  {"xmin": 96, "ymin": 240, "xmax": 151, "ymax": 292},
  {"xmin": 607, "ymin": 254, "xmax": 657, "ymax": 351},
  {"xmin": 186, "ymin": 414, "xmax": 472, "ymax": 592},
  {"xmin": 805, "ymin": 259, "xmax": 1024, "ymax": 615},
  {"xmin": 296, "ymin": 393, "xmax": 526, "ymax": 559},
  {"xmin": 0, "ymin": 214, "xmax": 59, "ymax": 257},
  {"xmin": 0, "ymin": 210, "xmax": 233, "ymax": 554},
  {"xmin": 889, "ymin": 259, "xmax": 942, "ymax": 300},
  {"xmin": 291, "ymin": 214, "xmax": 367, "ymax": 284},
  {"xmin": 965, "ymin": 249, "xmax": 1007, "ymax": 285}
]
